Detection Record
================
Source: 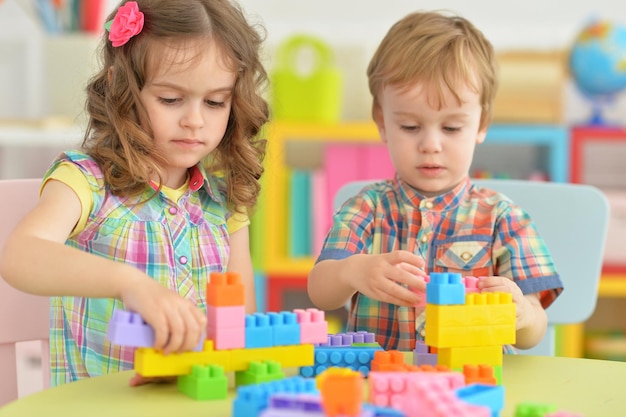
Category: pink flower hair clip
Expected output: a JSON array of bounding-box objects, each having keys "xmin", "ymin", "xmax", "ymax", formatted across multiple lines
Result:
[{"xmin": 104, "ymin": 1, "xmax": 145, "ymax": 47}]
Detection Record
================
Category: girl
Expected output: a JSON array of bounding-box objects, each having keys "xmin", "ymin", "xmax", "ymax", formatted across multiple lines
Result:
[{"xmin": 0, "ymin": 0, "xmax": 268, "ymax": 386}]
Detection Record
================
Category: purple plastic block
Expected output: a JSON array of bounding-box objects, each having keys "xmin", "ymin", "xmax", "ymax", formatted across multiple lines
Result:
[
  {"xmin": 414, "ymin": 340, "xmax": 429, "ymax": 354},
  {"xmin": 107, "ymin": 310, "xmax": 204, "ymax": 351},
  {"xmin": 107, "ymin": 310, "xmax": 155, "ymax": 347},
  {"xmin": 261, "ymin": 393, "xmax": 375, "ymax": 417},
  {"xmin": 316, "ymin": 331, "xmax": 377, "ymax": 347}
]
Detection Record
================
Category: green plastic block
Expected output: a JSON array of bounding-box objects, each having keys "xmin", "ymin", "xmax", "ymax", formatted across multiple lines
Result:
[
  {"xmin": 235, "ymin": 360, "xmax": 285, "ymax": 387},
  {"xmin": 177, "ymin": 364, "xmax": 227, "ymax": 401}
]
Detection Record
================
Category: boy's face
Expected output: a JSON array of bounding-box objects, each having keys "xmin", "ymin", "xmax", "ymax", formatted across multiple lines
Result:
[{"xmin": 374, "ymin": 80, "xmax": 487, "ymax": 197}]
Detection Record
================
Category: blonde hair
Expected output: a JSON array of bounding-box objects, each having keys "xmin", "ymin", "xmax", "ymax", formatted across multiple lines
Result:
[
  {"xmin": 367, "ymin": 11, "xmax": 498, "ymax": 130},
  {"xmin": 83, "ymin": 0, "xmax": 268, "ymax": 211}
]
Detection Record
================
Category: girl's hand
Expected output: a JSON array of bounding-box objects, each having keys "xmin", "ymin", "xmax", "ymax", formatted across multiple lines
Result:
[
  {"xmin": 119, "ymin": 274, "xmax": 207, "ymax": 355},
  {"xmin": 343, "ymin": 250, "xmax": 426, "ymax": 306},
  {"xmin": 129, "ymin": 373, "xmax": 176, "ymax": 387},
  {"xmin": 477, "ymin": 275, "xmax": 536, "ymax": 330}
]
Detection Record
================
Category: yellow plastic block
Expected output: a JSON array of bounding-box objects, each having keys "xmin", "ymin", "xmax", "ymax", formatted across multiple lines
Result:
[
  {"xmin": 437, "ymin": 345, "xmax": 503, "ymax": 368},
  {"xmin": 134, "ymin": 341, "xmax": 231, "ymax": 377},
  {"xmin": 230, "ymin": 344, "xmax": 314, "ymax": 369},
  {"xmin": 425, "ymin": 292, "xmax": 515, "ymax": 348}
]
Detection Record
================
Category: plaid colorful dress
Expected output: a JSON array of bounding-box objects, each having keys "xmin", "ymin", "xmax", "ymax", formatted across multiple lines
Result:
[
  {"xmin": 44, "ymin": 151, "xmax": 230, "ymax": 385},
  {"xmin": 316, "ymin": 176, "xmax": 563, "ymax": 351}
]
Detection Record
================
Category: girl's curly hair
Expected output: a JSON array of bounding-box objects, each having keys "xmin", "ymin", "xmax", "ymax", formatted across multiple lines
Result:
[{"xmin": 83, "ymin": 0, "xmax": 269, "ymax": 211}]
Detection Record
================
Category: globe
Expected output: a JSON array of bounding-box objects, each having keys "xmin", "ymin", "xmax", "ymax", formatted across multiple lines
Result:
[{"xmin": 569, "ymin": 21, "xmax": 626, "ymax": 125}]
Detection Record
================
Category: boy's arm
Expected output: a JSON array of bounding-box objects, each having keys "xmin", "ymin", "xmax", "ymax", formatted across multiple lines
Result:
[
  {"xmin": 226, "ymin": 225, "xmax": 256, "ymax": 313},
  {"xmin": 308, "ymin": 251, "xmax": 426, "ymax": 310}
]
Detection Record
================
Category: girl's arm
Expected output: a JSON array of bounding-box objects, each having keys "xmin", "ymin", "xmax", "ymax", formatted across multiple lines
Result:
[
  {"xmin": 226, "ymin": 225, "xmax": 256, "ymax": 313},
  {"xmin": 0, "ymin": 179, "xmax": 205, "ymax": 354}
]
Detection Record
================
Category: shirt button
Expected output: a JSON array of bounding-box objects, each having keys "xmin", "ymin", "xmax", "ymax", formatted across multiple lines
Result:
[
  {"xmin": 169, "ymin": 207, "xmax": 178, "ymax": 215},
  {"xmin": 424, "ymin": 201, "xmax": 434, "ymax": 209},
  {"xmin": 179, "ymin": 256, "xmax": 188, "ymax": 265},
  {"xmin": 461, "ymin": 252, "xmax": 472, "ymax": 261},
  {"xmin": 420, "ymin": 235, "xmax": 429, "ymax": 243}
]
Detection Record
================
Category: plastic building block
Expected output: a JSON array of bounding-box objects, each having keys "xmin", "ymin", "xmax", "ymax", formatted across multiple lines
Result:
[
  {"xmin": 207, "ymin": 305, "xmax": 245, "ymax": 329},
  {"xmin": 463, "ymin": 365, "xmax": 498, "ymax": 386},
  {"xmin": 106, "ymin": 310, "xmax": 155, "ymax": 348},
  {"xmin": 318, "ymin": 331, "xmax": 377, "ymax": 347},
  {"xmin": 463, "ymin": 276, "xmax": 480, "ymax": 293},
  {"xmin": 438, "ymin": 345, "xmax": 503, "ymax": 368},
  {"xmin": 401, "ymin": 378, "xmax": 490, "ymax": 417},
  {"xmin": 317, "ymin": 368, "xmax": 364, "ymax": 417},
  {"xmin": 176, "ymin": 364, "xmax": 227, "ymax": 400},
  {"xmin": 106, "ymin": 310, "xmax": 204, "ymax": 352},
  {"xmin": 371, "ymin": 350, "xmax": 418, "ymax": 372},
  {"xmin": 234, "ymin": 360, "xmax": 285, "ymax": 387},
  {"xmin": 245, "ymin": 313, "xmax": 273, "ymax": 348},
  {"xmin": 300, "ymin": 346, "xmax": 382, "ymax": 378},
  {"xmin": 515, "ymin": 402, "xmax": 558, "ymax": 417},
  {"xmin": 207, "ymin": 324, "xmax": 245, "ymax": 350},
  {"xmin": 295, "ymin": 308, "xmax": 329, "ymax": 344},
  {"xmin": 426, "ymin": 272, "xmax": 465, "ymax": 305},
  {"xmin": 206, "ymin": 271, "xmax": 245, "ymax": 306},
  {"xmin": 232, "ymin": 376, "xmax": 318, "ymax": 417},
  {"xmin": 134, "ymin": 340, "xmax": 231, "ymax": 377},
  {"xmin": 456, "ymin": 383, "xmax": 505, "ymax": 417},
  {"xmin": 368, "ymin": 371, "xmax": 465, "ymax": 408},
  {"xmin": 362, "ymin": 404, "xmax": 406, "ymax": 417},
  {"xmin": 414, "ymin": 340, "xmax": 429, "ymax": 354},
  {"xmin": 269, "ymin": 311, "xmax": 301, "ymax": 346},
  {"xmin": 262, "ymin": 393, "xmax": 324, "ymax": 415},
  {"xmin": 230, "ymin": 344, "xmax": 314, "ymax": 370},
  {"xmin": 425, "ymin": 292, "xmax": 516, "ymax": 348}
]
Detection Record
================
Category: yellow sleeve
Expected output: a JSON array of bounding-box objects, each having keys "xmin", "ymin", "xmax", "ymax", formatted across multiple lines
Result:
[
  {"xmin": 227, "ymin": 208, "xmax": 250, "ymax": 235},
  {"xmin": 43, "ymin": 162, "xmax": 92, "ymax": 237}
]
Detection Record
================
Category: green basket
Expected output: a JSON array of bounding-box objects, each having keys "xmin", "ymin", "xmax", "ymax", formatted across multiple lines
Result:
[{"xmin": 270, "ymin": 34, "xmax": 343, "ymax": 123}]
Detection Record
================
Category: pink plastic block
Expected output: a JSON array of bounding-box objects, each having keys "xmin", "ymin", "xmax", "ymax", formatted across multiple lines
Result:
[
  {"xmin": 463, "ymin": 276, "xmax": 480, "ymax": 293},
  {"xmin": 368, "ymin": 371, "xmax": 465, "ymax": 409},
  {"xmin": 207, "ymin": 325, "xmax": 245, "ymax": 350},
  {"xmin": 295, "ymin": 308, "xmax": 328, "ymax": 344},
  {"xmin": 401, "ymin": 378, "xmax": 490, "ymax": 417},
  {"xmin": 207, "ymin": 305, "xmax": 246, "ymax": 329},
  {"xmin": 410, "ymin": 275, "xmax": 429, "ymax": 307}
]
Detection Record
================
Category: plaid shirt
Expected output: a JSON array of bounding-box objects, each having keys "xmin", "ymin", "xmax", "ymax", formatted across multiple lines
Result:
[
  {"xmin": 316, "ymin": 176, "xmax": 563, "ymax": 351},
  {"xmin": 45, "ymin": 151, "xmax": 230, "ymax": 385}
]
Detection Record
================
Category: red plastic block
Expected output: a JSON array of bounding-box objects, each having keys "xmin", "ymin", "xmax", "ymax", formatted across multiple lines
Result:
[{"xmin": 206, "ymin": 272, "xmax": 245, "ymax": 307}]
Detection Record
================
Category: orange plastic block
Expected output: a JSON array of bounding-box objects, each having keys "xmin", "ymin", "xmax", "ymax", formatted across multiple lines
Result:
[
  {"xmin": 206, "ymin": 272, "xmax": 245, "ymax": 307},
  {"xmin": 317, "ymin": 368, "xmax": 364, "ymax": 417},
  {"xmin": 463, "ymin": 364, "xmax": 497, "ymax": 386},
  {"xmin": 371, "ymin": 350, "xmax": 420, "ymax": 372}
]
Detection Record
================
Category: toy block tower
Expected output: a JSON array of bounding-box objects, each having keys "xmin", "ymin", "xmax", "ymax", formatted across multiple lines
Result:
[
  {"xmin": 424, "ymin": 273, "xmax": 516, "ymax": 376},
  {"xmin": 206, "ymin": 272, "xmax": 246, "ymax": 349}
]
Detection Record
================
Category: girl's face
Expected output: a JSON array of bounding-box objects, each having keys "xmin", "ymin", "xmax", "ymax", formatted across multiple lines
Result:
[{"xmin": 139, "ymin": 38, "xmax": 236, "ymax": 188}]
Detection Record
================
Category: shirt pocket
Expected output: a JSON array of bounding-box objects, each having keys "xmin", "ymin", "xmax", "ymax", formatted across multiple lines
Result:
[{"xmin": 434, "ymin": 240, "xmax": 493, "ymax": 277}]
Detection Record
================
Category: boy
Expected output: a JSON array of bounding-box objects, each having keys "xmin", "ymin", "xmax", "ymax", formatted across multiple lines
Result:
[{"xmin": 307, "ymin": 11, "xmax": 563, "ymax": 351}]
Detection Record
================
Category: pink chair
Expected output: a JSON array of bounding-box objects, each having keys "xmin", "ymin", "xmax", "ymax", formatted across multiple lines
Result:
[{"xmin": 0, "ymin": 178, "xmax": 50, "ymax": 406}]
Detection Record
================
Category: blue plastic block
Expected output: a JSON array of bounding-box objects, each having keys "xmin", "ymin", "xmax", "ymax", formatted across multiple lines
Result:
[
  {"xmin": 232, "ymin": 376, "xmax": 318, "ymax": 417},
  {"xmin": 456, "ymin": 384, "xmax": 505, "ymax": 417},
  {"xmin": 426, "ymin": 272, "xmax": 465, "ymax": 305},
  {"xmin": 299, "ymin": 346, "xmax": 382, "ymax": 378},
  {"xmin": 363, "ymin": 404, "xmax": 406, "ymax": 417},
  {"xmin": 269, "ymin": 311, "xmax": 301, "ymax": 346},
  {"xmin": 245, "ymin": 313, "xmax": 273, "ymax": 348}
]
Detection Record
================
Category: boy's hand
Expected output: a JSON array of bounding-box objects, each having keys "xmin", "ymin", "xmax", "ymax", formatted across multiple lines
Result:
[
  {"xmin": 477, "ymin": 276, "xmax": 538, "ymax": 330},
  {"xmin": 120, "ymin": 275, "xmax": 207, "ymax": 355},
  {"xmin": 344, "ymin": 250, "xmax": 426, "ymax": 306}
]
